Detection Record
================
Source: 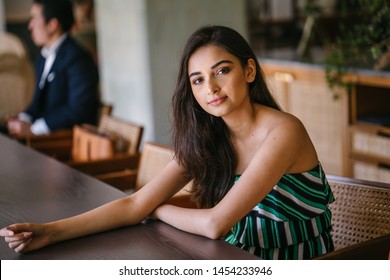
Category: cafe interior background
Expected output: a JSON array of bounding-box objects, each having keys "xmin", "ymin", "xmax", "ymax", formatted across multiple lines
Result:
[{"xmin": 1, "ymin": 0, "xmax": 389, "ymax": 183}]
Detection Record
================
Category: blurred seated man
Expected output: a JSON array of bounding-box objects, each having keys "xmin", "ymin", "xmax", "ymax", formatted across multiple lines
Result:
[{"xmin": 5, "ymin": 0, "xmax": 99, "ymax": 137}]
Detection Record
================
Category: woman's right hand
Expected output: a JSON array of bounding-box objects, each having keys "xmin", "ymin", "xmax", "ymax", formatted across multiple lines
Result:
[{"xmin": 0, "ymin": 223, "xmax": 52, "ymax": 253}]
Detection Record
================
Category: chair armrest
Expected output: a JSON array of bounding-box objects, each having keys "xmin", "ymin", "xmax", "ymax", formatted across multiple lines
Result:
[
  {"xmin": 96, "ymin": 169, "xmax": 138, "ymax": 191},
  {"xmin": 314, "ymin": 234, "xmax": 390, "ymax": 260},
  {"xmin": 30, "ymin": 139, "xmax": 73, "ymax": 161},
  {"xmin": 15, "ymin": 129, "xmax": 74, "ymax": 161},
  {"xmin": 327, "ymin": 174, "xmax": 390, "ymax": 190},
  {"xmin": 68, "ymin": 153, "xmax": 140, "ymax": 175},
  {"xmin": 25, "ymin": 129, "xmax": 74, "ymax": 145}
]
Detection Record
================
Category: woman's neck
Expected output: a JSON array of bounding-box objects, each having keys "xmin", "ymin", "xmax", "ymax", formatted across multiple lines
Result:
[{"xmin": 224, "ymin": 103, "xmax": 261, "ymax": 140}]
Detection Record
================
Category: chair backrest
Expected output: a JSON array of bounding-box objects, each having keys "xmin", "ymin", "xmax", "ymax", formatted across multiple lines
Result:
[
  {"xmin": 71, "ymin": 125, "xmax": 115, "ymax": 162},
  {"xmin": 327, "ymin": 175, "xmax": 390, "ymax": 251},
  {"xmin": 0, "ymin": 32, "xmax": 28, "ymax": 58},
  {"xmin": 135, "ymin": 142, "xmax": 175, "ymax": 191},
  {"xmin": 134, "ymin": 142, "xmax": 193, "ymax": 198},
  {"xmin": 0, "ymin": 56, "xmax": 28, "ymax": 123},
  {"xmin": 0, "ymin": 33, "xmax": 34, "ymax": 123},
  {"xmin": 98, "ymin": 114, "xmax": 143, "ymax": 155},
  {"xmin": 98, "ymin": 103, "xmax": 113, "ymax": 125}
]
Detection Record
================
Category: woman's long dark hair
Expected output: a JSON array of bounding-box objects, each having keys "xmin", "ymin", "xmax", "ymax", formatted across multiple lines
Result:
[{"xmin": 172, "ymin": 25, "xmax": 280, "ymax": 208}]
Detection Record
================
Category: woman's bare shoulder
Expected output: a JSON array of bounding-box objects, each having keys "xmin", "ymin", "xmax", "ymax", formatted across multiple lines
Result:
[{"xmin": 259, "ymin": 106, "xmax": 306, "ymax": 134}]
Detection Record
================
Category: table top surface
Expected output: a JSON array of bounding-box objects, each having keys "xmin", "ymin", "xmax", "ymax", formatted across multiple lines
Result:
[{"xmin": 0, "ymin": 134, "xmax": 258, "ymax": 260}]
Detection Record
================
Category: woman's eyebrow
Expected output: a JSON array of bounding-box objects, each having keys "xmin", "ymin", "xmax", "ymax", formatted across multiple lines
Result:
[
  {"xmin": 189, "ymin": 60, "xmax": 233, "ymax": 78},
  {"xmin": 211, "ymin": 60, "xmax": 233, "ymax": 69},
  {"xmin": 189, "ymin": 71, "xmax": 201, "ymax": 78}
]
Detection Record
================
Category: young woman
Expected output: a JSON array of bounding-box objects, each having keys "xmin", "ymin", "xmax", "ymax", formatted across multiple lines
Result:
[{"xmin": 0, "ymin": 25, "xmax": 334, "ymax": 259}]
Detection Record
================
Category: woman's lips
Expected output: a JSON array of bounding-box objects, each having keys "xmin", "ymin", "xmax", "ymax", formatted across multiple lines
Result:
[{"xmin": 208, "ymin": 96, "xmax": 227, "ymax": 105}]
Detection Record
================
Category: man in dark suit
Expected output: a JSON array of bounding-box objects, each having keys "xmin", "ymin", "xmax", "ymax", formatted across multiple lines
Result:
[{"xmin": 6, "ymin": 0, "xmax": 99, "ymax": 137}]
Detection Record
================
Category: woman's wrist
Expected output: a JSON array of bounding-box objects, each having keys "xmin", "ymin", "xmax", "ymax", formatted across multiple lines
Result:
[
  {"xmin": 45, "ymin": 221, "xmax": 64, "ymax": 245},
  {"xmin": 153, "ymin": 204, "xmax": 173, "ymax": 221}
]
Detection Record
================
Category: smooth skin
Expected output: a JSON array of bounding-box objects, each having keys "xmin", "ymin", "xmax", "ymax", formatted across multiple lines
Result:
[{"xmin": 0, "ymin": 45, "xmax": 318, "ymax": 253}]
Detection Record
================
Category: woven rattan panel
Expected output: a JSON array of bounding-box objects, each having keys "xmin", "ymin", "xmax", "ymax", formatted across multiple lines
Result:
[{"xmin": 329, "ymin": 181, "xmax": 390, "ymax": 250}]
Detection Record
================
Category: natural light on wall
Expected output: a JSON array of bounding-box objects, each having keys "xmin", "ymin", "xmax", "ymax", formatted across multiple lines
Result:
[{"xmin": 0, "ymin": 0, "xmax": 5, "ymax": 32}]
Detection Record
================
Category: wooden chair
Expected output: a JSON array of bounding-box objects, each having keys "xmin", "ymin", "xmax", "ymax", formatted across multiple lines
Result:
[
  {"xmin": 97, "ymin": 113, "xmax": 141, "ymax": 156},
  {"xmin": 25, "ymin": 103, "xmax": 113, "ymax": 161},
  {"xmin": 90, "ymin": 142, "xmax": 193, "ymax": 199},
  {"xmin": 24, "ymin": 112, "xmax": 143, "ymax": 190},
  {"xmin": 86, "ymin": 142, "xmax": 174, "ymax": 192},
  {"xmin": 68, "ymin": 115, "xmax": 144, "ymax": 190},
  {"xmin": 315, "ymin": 175, "xmax": 390, "ymax": 259},
  {"xmin": 130, "ymin": 142, "xmax": 194, "ymax": 205},
  {"xmin": 95, "ymin": 142, "xmax": 173, "ymax": 193},
  {"xmin": 132, "ymin": 142, "xmax": 176, "ymax": 192},
  {"xmin": 24, "ymin": 129, "xmax": 75, "ymax": 161},
  {"xmin": 97, "ymin": 103, "xmax": 113, "ymax": 126}
]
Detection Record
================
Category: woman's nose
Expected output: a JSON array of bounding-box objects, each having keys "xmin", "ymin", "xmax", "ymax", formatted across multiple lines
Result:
[{"xmin": 206, "ymin": 78, "xmax": 219, "ymax": 95}]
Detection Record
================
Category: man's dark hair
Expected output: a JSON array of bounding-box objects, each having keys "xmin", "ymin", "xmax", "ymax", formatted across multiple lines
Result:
[{"xmin": 33, "ymin": 0, "xmax": 74, "ymax": 33}]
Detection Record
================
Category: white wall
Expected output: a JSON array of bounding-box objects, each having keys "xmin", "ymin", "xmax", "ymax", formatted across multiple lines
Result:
[
  {"xmin": 95, "ymin": 0, "xmax": 154, "ymax": 143},
  {"xmin": 0, "ymin": 0, "xmax": 5, "ymax": 31},
  {"xmin": 95, "ymin": 0, "xmax": 247, "ymax": 145}
]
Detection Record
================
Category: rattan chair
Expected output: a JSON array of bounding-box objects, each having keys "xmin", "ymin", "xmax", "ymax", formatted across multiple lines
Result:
[
  {"xmin": 0, "ymin": 33, "xmax": 34, "ymax": 124},
  {"xmin": 316, "ymin": 175, "xmax": 390, "ymax": 259},
  {"xmin": 0, "ymin": 32, "xmax": 28, "ymax": 58}
]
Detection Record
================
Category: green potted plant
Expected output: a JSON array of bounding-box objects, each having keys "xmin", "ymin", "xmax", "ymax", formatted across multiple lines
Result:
[{"xmin": 324, "ymin": 0, "xmax": 390, "ymax": 98}]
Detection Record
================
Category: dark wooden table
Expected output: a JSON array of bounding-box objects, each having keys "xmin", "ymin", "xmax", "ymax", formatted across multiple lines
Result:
[{"xmin": 0, "ymin": 134, "xmax": 258, "ymax": 260}]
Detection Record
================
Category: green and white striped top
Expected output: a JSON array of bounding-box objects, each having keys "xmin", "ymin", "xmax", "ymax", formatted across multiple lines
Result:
[{"xmin": 224, "ymin": 163, "xmax": 335, "ymax": 259}]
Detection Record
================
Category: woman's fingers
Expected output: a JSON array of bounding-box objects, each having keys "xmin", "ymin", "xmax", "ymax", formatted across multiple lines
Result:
[
  {"xmin": 5, "ymin": 232, "xmax": 32, "ymax": 253},
  {"xmin": 1, "ymin": 223, "xmax": 35, "ymax": 236},
  {"xmin": 5, "ymin": 232, "xmax": 32, "ymax": 243},
  {"xmin": 1, "ymin": 224, "xmax": 44, "ymax": 253},
  {"xmin": 12, "ymin": 238, "xmax": 32, "ymax": 253},
  {"xmin": 0, "ymin": 227, "xmax": 15, "ymax": 237},
  {"xmin": 6, "ymin": 232, "xmax": 32, "ymax": 253},
  {"xmin": 9, "ymin": 239, "xmax": 28, "ymax": 249}
]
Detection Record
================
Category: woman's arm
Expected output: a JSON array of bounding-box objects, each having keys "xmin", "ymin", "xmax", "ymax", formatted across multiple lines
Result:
[
  {"xmin": 154, "ymin": 117, "xmax": 318, "ymax": 239},
  {"xmin": 0, "ymin": 160, "xmax": 189, "ymax": 253}
]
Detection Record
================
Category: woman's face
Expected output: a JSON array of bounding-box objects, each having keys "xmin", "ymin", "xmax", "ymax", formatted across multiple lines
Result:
[{"xmin": 188, "ymin": 44, "xmax": 255, "ymax": 118}]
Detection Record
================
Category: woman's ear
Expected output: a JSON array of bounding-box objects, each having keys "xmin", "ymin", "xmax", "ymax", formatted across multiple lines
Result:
[{"xmin": 245, "ymin": 58, "xmax": 256, "ymax": 83}]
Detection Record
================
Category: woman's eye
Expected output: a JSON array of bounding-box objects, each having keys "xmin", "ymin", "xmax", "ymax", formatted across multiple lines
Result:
[
  {"xmin": 217, "ymin": 67, "xmax": 230, "ymax": 75},
  {"xmin": 192, "ymin": 77, "xmax": 203, "ymax": 85}
]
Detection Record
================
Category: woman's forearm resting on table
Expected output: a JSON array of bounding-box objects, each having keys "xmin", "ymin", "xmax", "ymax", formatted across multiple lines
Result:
[
  {"xmin": 154, "ymin": 204, "xmax": 230, "ymax": 240},
  {"xmin": 0, "ymin": 195, "xmax": 154, "ymax": 253},
  {"xmin": 49, "ymin": 196, "xmax": 151, "ymax": 244}
]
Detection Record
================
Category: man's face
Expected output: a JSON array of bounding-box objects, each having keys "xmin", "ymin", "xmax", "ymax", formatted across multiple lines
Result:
[{"xmin": 28, "ymin": 4, "xmax": 51, "ymax": 47}]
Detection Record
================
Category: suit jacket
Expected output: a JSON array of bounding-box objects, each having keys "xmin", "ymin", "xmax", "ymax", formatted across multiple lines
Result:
[{"xmin": 25, "ymin": 36, "xmax": 99, "ymax": 131}]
